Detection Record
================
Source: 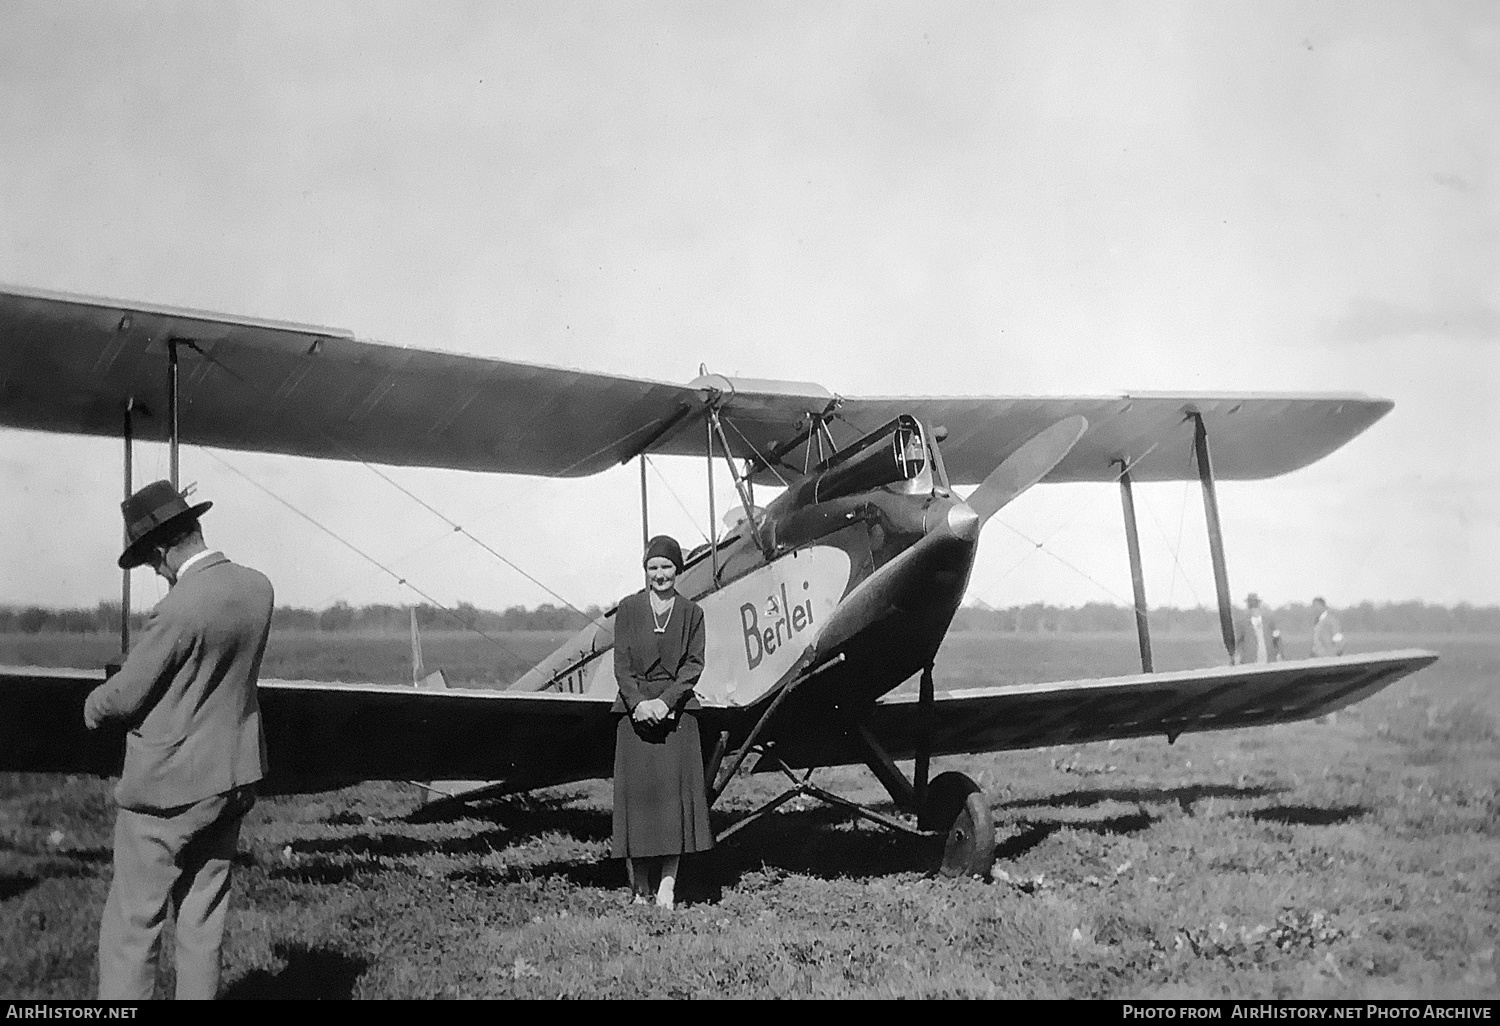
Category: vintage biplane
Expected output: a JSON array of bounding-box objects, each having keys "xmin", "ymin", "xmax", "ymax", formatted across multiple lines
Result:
[{"xmin": 0, "ymin": 285, "xmax": 1436, "ymax": 876}]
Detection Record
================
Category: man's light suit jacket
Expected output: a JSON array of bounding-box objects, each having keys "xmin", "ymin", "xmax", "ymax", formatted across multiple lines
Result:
[{"xmin": 85, "ymin": 553, "xmax": 273, "ymax": 810}]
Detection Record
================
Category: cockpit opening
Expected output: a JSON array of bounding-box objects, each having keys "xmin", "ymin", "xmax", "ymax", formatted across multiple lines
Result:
[{"xmin": 785, "ymin": 415, "xmax": 936, "ymax": 508}]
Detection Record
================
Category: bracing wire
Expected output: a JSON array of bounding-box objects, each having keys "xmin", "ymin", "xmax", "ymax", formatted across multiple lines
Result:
[
  {"xmin": 1143, "ymin": 489, "xmax": 1203, "ymax": 609},
  {"xmin": 200, "ymin": 448, "xmax": 538, "ymax": 667},
  {"xmin": 305, "ymin": 523, "xmax": 460, "ymax": 610},
  {"xmin": 1141, "ymin": 440, "xmax": 1204, "ymax": 610},
  {"xmin": 180, "ymin": 342, "xmax": 590, "ymax": 617},
  {"xmin": 974, "ymin": 428, "xmax": 1174, "ymax": 608},
  {"xmin": 1030, "ymin": 434, "xmax": 1169, "ymax": 553},
  {"xmin": 354, "ymin": 460, "xmax": 586, "ymax": 617},
  {"xmin": 1172, "ymin": 477, "xmax": 1191, "ymax": 605},
  {"xmin": 720, "ymin": 414, "xmax": 788, "ymax": 488},
  {"xmin": 989, "ymin": 518, "xmax": 1135, "ymax": 607},
  {"xmin": 375, "ymin": 405, "xmax": 717, "ymax": 589},
  {"xmin": 645, "ymin": 455, "xmax": 711, "ymax": 545},
  {"xmin": 445, "ymin": 401, "xmax": 703, "ymax": 520},
  {"xmin": 831, "ymin": 408, "xmax": 871, "ymax": 443}
]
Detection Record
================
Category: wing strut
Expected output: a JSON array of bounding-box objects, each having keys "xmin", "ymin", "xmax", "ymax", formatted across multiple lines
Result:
[
  {"xmin": 117, "ymin": 399, "xmax": 135, "ymax": 666},
  {"xmin": 705, "ymin": 414, "xmax": 717, "ymax": 582},
  {"xmin": 708, "ymin": 408, "xmax": 773, "ymax": 562},
  {"xmin": 638, "ymin": 454, "xmax": 649, "ymax": 551},
  {"xmin": 114, "ymin": 322, "xmax": 188, "ymax": 667},
  {"xmin": 1115, "ymin": 460, "xmax": 1154, "ymax": 673},
  {"xmin": 1191, "ymin": 412, "xmax": 1236, "ymax": 660},
  {"xmin": 115, "ymin": 331, "xmax": 185, "ymax": 664},
  {"xmin": 167, "ymin": 339, "xmax": 181, "ymax": 487},
  {"xmin": 913, "ymin": 664, "xmax": 935, "ymax": 807}
]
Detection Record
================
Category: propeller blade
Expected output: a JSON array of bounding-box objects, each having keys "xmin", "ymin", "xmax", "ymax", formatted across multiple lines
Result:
[{"xmin": 967, "ymin": 415, "xmax": 1089, "ymax": 524}]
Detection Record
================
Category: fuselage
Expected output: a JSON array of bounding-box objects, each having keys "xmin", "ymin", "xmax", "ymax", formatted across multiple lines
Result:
[{"xmin": 513, "ymin": 416, "xmax": 982, "ymax": 726}]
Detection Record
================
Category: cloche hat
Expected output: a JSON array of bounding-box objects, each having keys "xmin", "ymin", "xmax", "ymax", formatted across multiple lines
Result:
[{"xmin": 643, "ymin": 534, "xmax": 684, "ymax": 573}]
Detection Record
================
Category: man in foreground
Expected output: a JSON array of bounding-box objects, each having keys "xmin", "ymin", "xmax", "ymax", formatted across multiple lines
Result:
[{"xmin": 84, "ymin": 480, "xmax": 274, "ymax": 999}]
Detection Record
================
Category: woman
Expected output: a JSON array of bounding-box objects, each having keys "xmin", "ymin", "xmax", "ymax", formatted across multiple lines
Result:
[{"xmin": 612, "ymin": 534, "xmax": 713, "ymax": 909}]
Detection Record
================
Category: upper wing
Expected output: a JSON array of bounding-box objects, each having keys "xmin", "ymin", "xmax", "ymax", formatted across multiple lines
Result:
[
  {"xmin": 832, "ymin": 393, "xmax": 1394, "ymax": 484},
  {"xmin": 0, "ymin": 286, "xmax": 698, "ymax": 477},
  {"xmin": 766, "ymin": 650, "xmax": 1436, "ymax": 769},
  {"xmin": 0, "ymin": 666, "xmax": 741, "ymax": 796},
  {"xmin": 693, "ymin": 389, "xmax": 1393, "ymax": 485},
  {"xmin": 1, "ymin": 285, "xmax": 1391, "ymax": 482}
]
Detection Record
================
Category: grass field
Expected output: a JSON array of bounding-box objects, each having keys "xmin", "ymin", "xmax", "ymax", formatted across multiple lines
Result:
[{"xmin": 2, "ymin": 630, "xmax": 1496, "ymax": 998}]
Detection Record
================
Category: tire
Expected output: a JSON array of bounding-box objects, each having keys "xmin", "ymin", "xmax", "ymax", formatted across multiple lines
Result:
[
  {"xmin": 939, "ymin": 790, "xmax": 996, "ymax": 879},
  {"xmin": 919, "ymin": 771, "xmax": 995, "ymax": 879},
  {"xmin": 918, "ymin": 770, "xmax": 981, "ymax": 832}
]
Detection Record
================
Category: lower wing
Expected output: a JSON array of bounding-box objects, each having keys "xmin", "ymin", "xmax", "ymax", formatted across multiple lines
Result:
[
  {"xmin": 0, "ymin": 669, "xmax": 738, "ymax": 796},
  {"xmin": 767, "ymin": 650, "xmax": 1436, "ymax": 768},
  {"xmin": 0, "ymin": 650, "xmax": 1434, "ymax": 792}
]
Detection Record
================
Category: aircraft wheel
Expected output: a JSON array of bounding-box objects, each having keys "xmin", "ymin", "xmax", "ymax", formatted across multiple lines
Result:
[
  {"xmin": 918, "ymin": 770, "xmax": 979, "ymax": 831},
  {"xmin": 920, "ymin": 772, "xmax": 996, "ymax": 879}
]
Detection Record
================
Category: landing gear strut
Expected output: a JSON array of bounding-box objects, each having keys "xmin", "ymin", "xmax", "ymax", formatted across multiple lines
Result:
[{"xmin": 709, "ymin": 663, "xmax": 996, "ymax": 879}]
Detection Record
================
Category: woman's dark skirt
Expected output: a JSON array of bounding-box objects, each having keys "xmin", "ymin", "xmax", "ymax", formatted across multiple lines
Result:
[{"xmin": 612, "ymin": 711, "xmax": 714, "ymax": 859}]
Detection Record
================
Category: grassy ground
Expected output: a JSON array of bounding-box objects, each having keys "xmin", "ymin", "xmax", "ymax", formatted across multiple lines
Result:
[{"xmin": 1, "ymin": 631, "xmax": 1496, "ymax": 998}]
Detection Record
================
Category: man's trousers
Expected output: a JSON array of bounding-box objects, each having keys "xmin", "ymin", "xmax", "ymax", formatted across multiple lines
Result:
[{"xmin": 97, "ymin": 785, "xmax": 256, "ymax": 1000}]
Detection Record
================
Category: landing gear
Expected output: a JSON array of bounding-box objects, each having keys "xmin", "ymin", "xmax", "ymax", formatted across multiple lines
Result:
[
  {"xmin": 708, "ymin": 664, "xmax": 996, "ymax": 878},
  {"xmin": 920, "ymin": 771, "xmax": 996, "ymax": 879}
]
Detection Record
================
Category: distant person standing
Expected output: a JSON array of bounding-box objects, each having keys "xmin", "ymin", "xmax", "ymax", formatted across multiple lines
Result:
[
  {"xmin": 1310, "ymin": 597, "xmax": 1346, "ymax": 657},
  {"xmin": 611, "ymin": 535, "xmax": 713, "ymax": 910},
  {"xmin": 84, "ymin": 481, "xmax": 274, "ymax": 999},
  {"xmin": 1234, "ymin": 593, "xmax": 1282, "ymax": 664}
]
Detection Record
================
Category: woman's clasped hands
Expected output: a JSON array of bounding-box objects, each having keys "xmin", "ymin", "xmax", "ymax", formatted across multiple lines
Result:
[{"xmin": 631, "ymin": 697, "xmax": 672, "ymax": 725}]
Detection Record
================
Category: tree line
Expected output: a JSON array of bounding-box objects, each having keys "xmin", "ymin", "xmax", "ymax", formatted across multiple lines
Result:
[
  {"xmin": 3, "ymin": 598, "xmax": 1498, "ymax": 636},
  {"xmin": 0, "ymin": 601, "xmax": 604, "ymax": 635}
]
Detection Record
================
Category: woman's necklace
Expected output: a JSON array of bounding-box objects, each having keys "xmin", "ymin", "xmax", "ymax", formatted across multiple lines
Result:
[{"xmin": 650, "ymin": 596, "xmax": 675, "ymax": 633}]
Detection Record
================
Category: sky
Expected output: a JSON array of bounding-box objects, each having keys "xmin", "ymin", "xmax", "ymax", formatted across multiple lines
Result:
[{"xmin": 1, "ymin": 0, "xmax": 1496, "ymax": 617}]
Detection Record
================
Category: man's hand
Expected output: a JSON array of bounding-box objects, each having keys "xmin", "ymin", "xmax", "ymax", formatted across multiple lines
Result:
[{"xmin": 83, "ymin": 691, "xmax": 105, "ymax": 731}]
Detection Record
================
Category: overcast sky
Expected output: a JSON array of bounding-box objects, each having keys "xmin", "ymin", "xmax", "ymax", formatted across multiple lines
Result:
[{"xmin": 2, "ymin": 1, "xmax": 1496, "ymax": 617}]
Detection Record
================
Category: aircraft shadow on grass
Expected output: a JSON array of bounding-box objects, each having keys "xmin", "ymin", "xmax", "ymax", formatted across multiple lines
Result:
[
  {"xmin": 449, "ymin": 802, "xmax": 946, "ymax": 904},
  {"xmin": 0, "ymin": 874, "xmax": 38, "ymax": 901},
  {"xmin": 269, "ymin": 858, "xmax": 393, "ymax": 886},
  {"xmin": 1001, "ymin": 781, "xmax": 1288, "ymax": 816},
  {"xmin": 223, "ymin": 943, "xmax": 369, "ymax": 1000},
  {"xmin": 992, "ymin": 812, "xmax": 1160, "ymax": 861},
  {"xmin": 991, "ymin": 785, "xmax": 1370, "ymax": 852},
  {"xmin": 987, "ymin": 782, "xmax": 1296, "ymax": 859},
  {"xmin": 1249, "ymin": 804, "xmax": 1368, "ymax": 826},
  {"xmin": 268, "ymin": 792, "xmax": 949, "ymax": 897},
  {"xmin": 252, "ymin": 786, "xmax": 1367, "ymax": 902},
  {"xmin": 0, "ymin": 851, "xmax": 108, "ymax": 900}
]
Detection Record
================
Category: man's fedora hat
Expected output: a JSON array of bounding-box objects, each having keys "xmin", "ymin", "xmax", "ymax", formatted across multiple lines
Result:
[{"xmin": 119, "ymin": 480, "xmax": 212, "ymax": 569}]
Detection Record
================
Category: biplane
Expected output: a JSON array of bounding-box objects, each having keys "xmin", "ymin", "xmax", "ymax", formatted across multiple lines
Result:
[{"xmin": 0, "ymin": 285, "xmax": 1436, "ymax": 877}]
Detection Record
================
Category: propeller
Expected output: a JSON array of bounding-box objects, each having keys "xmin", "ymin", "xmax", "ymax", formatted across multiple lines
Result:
[{"xmin": 966, "ymin": 414, "xmax": 1089, "ymax": 524}]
